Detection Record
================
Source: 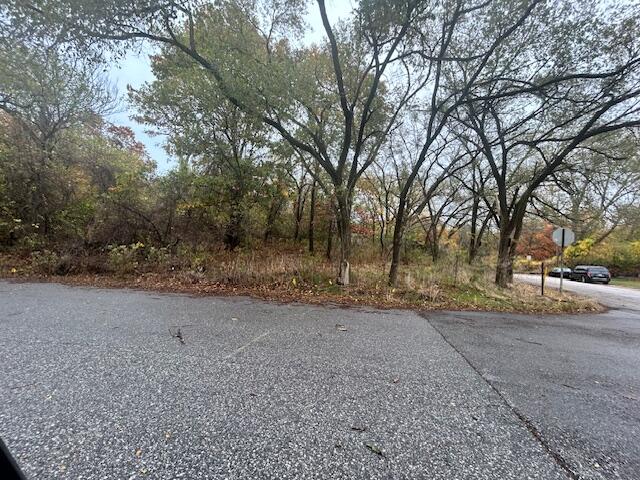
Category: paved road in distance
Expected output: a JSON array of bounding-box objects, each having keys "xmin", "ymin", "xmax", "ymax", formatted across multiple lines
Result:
[{"xmin": 516, "ymin": 273, "xmax": 640, "ymax": 311}]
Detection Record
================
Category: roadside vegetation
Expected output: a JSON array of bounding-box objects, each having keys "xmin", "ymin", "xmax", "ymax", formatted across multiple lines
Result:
[
  {"xmin": 1, "ymin": 0, "xmax": 639, "ymax": 313},
  {"xmin": 0, "ymin": 245, "xmax": 598, "ymax": 313},
  {"xmin": 610, "ymin": 278, "xmax": 640, "ymax": 290}
]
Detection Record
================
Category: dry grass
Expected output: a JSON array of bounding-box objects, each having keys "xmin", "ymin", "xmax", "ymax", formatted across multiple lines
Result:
[{"xmin": 0, "ymin": 246, "xmax": 602, "ymax": 314}]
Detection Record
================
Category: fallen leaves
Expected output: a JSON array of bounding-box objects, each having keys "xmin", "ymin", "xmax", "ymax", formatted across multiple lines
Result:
[{"xmin": 0, "ymin": 251, "xmax": 601, "ymax": 314}]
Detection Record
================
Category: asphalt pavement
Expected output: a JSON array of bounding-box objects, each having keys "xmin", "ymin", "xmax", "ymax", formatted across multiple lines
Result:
[
  {"xmin": 427, "ymin": 308, "xmax": 640, "ymax": 480},
  {"xmin": 515, "ymin": 273, "xmax": 640, "ymax": 311},
  {"xmin": 1, "ymin": 280, "xmax": 639, "ymax": 479}
]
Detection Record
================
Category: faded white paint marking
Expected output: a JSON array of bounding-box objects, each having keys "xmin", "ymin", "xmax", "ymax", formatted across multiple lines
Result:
[{"xmin": 224, "ymin": 332, "xmax": 270, "ymax": 360}]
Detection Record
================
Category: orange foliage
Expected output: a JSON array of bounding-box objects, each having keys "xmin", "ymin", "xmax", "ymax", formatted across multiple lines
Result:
[{"xmin": 516, "ymin": 224, "xmax": 557, "ymax": 260}]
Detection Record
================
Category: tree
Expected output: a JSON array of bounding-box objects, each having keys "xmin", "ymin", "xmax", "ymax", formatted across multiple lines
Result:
[
  {"xmin": 515, "ymin": 222, "xmax": 556, "ymax": 261},
  {"xmin": 0, "ymin": 42, "xmax": 116, "ymax": 155},
  {"xmin": 0, "ymin": 42, "xmax": 118, "ymax": 239},
  {"xmin": 454, "ymin": 0, "xmax": 640, "ymax": 286},
  {"xmin": 130, "ymin": 42, "xmax": 277, "ymax": 250},
  {"xmin": 4, "ymin": 0, "xmax": 442, "ymax": 285},
  {"xmin": 532, "ymin": 133, "xmax": 640, "ymax": 243},
  {"xmin": 453, "ymin": 150, "xmax": 496, "ymax": 264},
  {"xmin": 382, "ymin": 0, "xmax": 548, "ymax": 285}
]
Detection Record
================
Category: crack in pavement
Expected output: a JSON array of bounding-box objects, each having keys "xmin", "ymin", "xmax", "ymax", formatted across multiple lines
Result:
[{"xmin": 421, "ymin": 312, "xmax": 580, "ymax": 480}]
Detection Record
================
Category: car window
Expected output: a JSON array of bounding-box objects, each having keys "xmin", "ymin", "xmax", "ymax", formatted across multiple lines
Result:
[{"xmin": 589, "ymin": 267, "xmax": 609, "ymax": 273}]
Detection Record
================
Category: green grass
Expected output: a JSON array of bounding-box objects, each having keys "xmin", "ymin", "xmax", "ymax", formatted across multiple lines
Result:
[{"xmin": 610, "ymin": 277, "xmax": 640, "ymax": 290}]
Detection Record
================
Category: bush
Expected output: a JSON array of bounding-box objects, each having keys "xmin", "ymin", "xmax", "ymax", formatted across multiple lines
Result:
[
  {"xmin": 107, "ymin": 242, "xmax": 169, "ymax": 274},
  {"xmin": 107, "ymin": 243, "xmax": 143, "ymax": 274},
  {"xmin": 513, "ymin": 257, "xmax": 542, "ymax": 274},
  {"xmin": 565, "ymin": 238, "xmax": 640, "ymax": 276},
  {"xmin": 30, "ymin": 250, "xmax": 72, "ymax": 275}
]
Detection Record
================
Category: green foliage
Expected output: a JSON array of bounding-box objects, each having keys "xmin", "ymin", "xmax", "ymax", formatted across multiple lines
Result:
[
  {"xmin": 29, "ymin": 249, "xmax": 72, "ymax": 275},
  {"xmin": 565, "ymin": 238, "xmax": 640, "ymax": 275},
  {"xmin": 107, "ymin": 242, "xmax": 169, "ymax": 274},
  {"xmin": 2, "ymin": 0, "xmax": 640, "ymax": 292}
]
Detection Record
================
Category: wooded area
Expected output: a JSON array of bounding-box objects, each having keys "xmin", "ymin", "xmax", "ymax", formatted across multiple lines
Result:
[{"xmin": 1, "ymin": 0, "xmax": 639, "ymax": 301}]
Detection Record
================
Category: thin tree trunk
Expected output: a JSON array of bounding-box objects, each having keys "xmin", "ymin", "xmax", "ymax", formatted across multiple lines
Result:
[
  {"xmin": 429, "ymin": 223, "xmax": 439, "ymax": 263},
  {"xmin": 264, "ymin": 196, "xmax": 283, "ymax": 243},
  {"xmin": 224, "ymin": 207, "xmax": 243, "ymax": 251},
  {"xmin": 468, "ymin": 197, "xmax": 480, "ymax": 263},
  {"xmin": 293, "ymin": 189, "xmax": 306, "ymax": 242},
  {"xmin": 388, "ymin": 197, "xmax": 407, "ymax": 286},
  {"xmin": 308, "ymin": 179, "xmax": 317, "ymax": 253},
  {"xmin": 326, "ymin": 215, "xmax": 334, "ymax": 261}
]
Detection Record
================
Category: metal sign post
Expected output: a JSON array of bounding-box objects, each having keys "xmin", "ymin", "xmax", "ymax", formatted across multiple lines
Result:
[
  {"xmin": 560, "ymin": 229, "xmax": 565, "ymax": 293},
  {"xmin": 552, "ymin": 227, "xmax": 575, "ymax": 294}
]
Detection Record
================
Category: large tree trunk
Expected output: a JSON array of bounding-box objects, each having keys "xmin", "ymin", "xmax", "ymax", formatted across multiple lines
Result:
[
  {"xmin": 495, "ymin": 230, "xmax": 514, "ymax": 287},
  {"xmin": 335, "ymin": 196, "xmax": 352, "ymax": 285},
  {"xmin": 468, "ymin": 236, "xmax": 479, "ymax": 264},
  {"xmin": 429, "ymin": 224, "xmax": 440, "ymax": 263},
  {"xmin": 388, "ymin": 234, "xmax": 401, "ymax": 286},
  {"xmin": 494, "ymin": 203, "xmax": 526, "ymax": 287}
]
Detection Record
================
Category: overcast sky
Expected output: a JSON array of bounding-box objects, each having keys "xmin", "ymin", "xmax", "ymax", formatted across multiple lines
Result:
[{"xmin": 107, "ymin": 1, "xmax": 354, "ymax": 173}]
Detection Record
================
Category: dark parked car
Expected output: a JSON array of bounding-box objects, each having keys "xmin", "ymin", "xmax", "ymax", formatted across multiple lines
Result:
[
  {"xmin": 570, "ymin": 265, "xmax": 611, "ymax": 284},
  {"xmin": 548, "ymin": 267, "xmax": 572, "ymax": 278}
]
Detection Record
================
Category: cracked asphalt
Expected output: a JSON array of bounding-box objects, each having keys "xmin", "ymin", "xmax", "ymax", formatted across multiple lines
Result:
[{"xmin": 1, "ymin": 281, "xmax": 638, "ymax": 479}]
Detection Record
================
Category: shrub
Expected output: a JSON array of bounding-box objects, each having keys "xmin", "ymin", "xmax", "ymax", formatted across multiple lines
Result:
[
  {"xmin": 107, "ymin": 243, "xmax": 143, "ymax": 274},
  {"xmin": 107, "ymin": 242, "xmax": 170, "ymax": 274},
  {"xmin": 30, "ymin": 250, "xmax": 72, "ymax": 275},
  {"xmin": 565, "ymin": 238, "xmax": 640, "ymax": 276},
  {"xmin": 513, "ymin": 257, "xmax": 542, "ymax": 274}
]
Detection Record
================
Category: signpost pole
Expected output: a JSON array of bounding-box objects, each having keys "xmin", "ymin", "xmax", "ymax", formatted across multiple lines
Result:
[
  {"xmin": 541, "ymin": 262, "xmax": 545, "ymax": 296},
  {"xmin": 559, "ymin": 229, "xmax": 565, "ymax": 294},
  {"xmin": 551, "ymin": 227, "xmax": 574, "ymax": 295}
]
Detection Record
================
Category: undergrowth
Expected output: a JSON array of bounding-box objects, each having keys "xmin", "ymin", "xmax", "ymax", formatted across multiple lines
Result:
[{"xmin": 0, "ymin": 243, "xmax": 600, "ymax": 314}]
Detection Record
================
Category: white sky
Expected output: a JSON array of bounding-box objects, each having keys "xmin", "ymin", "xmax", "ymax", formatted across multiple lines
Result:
[{"xmin": 107, "ymin": 0, "xmax": 355, "ymax": 172}]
